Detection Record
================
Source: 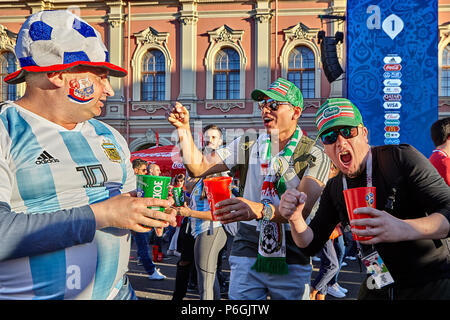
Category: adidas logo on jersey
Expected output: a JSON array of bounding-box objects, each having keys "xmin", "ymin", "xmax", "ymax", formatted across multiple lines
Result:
[{"xmin": 36, "ymin": 151, "xmax": 60, "ymax": 165}]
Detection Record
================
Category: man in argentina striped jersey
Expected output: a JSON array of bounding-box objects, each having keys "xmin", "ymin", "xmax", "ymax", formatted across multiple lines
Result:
[{"xmin": 0, "ymin": 10, "xmax": 176, "ymax": 299}]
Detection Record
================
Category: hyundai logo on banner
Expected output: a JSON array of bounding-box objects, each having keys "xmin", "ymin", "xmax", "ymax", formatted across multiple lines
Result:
[{"xmin": 383, "ymin": 71, "xmax": 402, "ymax": 78}]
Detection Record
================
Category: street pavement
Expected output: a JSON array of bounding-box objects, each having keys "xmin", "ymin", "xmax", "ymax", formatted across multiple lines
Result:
[{"xmin": 126, "ymin": 234, "xmax": 367, "ymax": 301}]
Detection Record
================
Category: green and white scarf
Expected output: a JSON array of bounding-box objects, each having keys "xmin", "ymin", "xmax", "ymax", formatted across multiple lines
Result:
[{"xmin": 251, "ymin": 126, "xmax": 301, "ymax": 275}]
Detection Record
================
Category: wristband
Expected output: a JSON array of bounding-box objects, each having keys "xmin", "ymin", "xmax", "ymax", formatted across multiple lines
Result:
[{"xmin": 262, "ymin": 202, "xmax": 273, "ymax": 221}]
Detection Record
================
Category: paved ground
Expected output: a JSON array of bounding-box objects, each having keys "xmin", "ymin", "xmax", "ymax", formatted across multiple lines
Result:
[{"xmin": 126, "ymin": 234, "xmax": 366, "ymax": 301}]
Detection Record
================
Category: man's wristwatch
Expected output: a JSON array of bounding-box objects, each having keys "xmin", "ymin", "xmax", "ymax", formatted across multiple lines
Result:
[{"xmin": 261, "ymin": 202, "xmax": 273, "ymax": 221}]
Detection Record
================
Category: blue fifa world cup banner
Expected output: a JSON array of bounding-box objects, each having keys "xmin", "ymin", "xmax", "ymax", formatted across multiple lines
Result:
[{"xmin": 346, "ymin": 0, "xmax": 438, "ymax": 157}]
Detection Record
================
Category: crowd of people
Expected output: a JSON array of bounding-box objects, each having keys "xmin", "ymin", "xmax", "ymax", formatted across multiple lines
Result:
[{"xmin": 0, "ymin": 9, "xmax": 449, "ymax": 301}]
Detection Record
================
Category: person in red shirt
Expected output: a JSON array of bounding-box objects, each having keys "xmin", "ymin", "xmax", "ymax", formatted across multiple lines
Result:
[{"xmin": 430, "ymin": 117, "xmax": 450, "ymax": 186}]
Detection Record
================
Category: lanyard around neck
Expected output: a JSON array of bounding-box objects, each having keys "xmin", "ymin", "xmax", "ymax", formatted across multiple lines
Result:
[{"xmin": 342, "ymin": 148, "xmax": 372, "ymax": 190}]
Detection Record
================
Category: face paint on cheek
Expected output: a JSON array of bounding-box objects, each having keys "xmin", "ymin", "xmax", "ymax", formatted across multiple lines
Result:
[{"xmin": 68, "ymin": 78, "xmax": 95, "ymax": 104}]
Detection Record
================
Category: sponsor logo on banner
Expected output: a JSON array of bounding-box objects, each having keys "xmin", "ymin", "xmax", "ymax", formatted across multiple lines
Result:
[
  {"xmin": 383, "ymin": 102, "xmax": 402, "ymax": 109},
  {"xmin": 384, "ymin": 138, "xmax": 401, "ymax": 144},
  {"xmin": 384, "ymin": 64, "xmax": 402, "ymax": 71},
  {"xmin": 385, "ymin": 126, "xmax": 400, "ymax": 132},
  {"xmin": 172, "ymin": 162, "xmax": 185, "ymax": 169},
  {"xmin": 383, "ymin": 71, "xmax": 402, "ymax": 79},
  {"xmin": 383, "ymin": 79, "xmax": 402, "ymax": 87},
  {"xmin": 383, "ymin": 86, "xmax": 402, "ymax": 94},
  {"xmin": 384, "ymin": 113, "xmax": 400, "ymax": 119},
  {"xmin": 383, "ymin": 94, "xmax": 402, "ymax": 101},
  {"xmin": 385, "ymin": 132, "xmax": 400, "ymax": 138},
  {"xmin": 383, "ymin": 56, "xmax": 402, "ymax": 64},
  {"xmin": 384, "ymin": 119, "xmax": 400, "ymax": 126}
]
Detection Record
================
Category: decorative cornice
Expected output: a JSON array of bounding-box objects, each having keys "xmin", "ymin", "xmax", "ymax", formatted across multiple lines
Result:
[
  {"xmin": 179, "ymin": 14, "xmax": 199, "ymax": 25},
  {"xmin": 135, "ymin": 26, "xmax": 169, "ymax": 46},
  {"xmin": 253, "ymin": 8, "xmax": 272, "ymax": 24},
  {"xmin": 0, "ymin": 24, "xmax": 16, "ymax": 50},
  {"xmin": 208, "ymin": 25, "xmax": 244, "ymax": 44},
  {"xmin": 132, "ymin": 102, "xmax": 170, "ymax": 114},
  {"xmin": 131, "ymin": 102, "xmax": 190, "ymax": 114},
  {"xmin": 108, "ymin": 18, "xmax": 124, "ymax": 28},
  {"xmin": 283, "ymin": 22, "xmax": 319, "ymax": 42},
  {"xmin": 440, "ymin": 23, "xmax": 450, "ymax": 40},
  {"xmin": 205, "ymin": 100, "xmax": 245, "ymax": 112}
]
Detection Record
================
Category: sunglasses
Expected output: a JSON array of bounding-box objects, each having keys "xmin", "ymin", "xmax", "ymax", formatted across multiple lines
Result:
[
  {"xmin": 258, "ymin": 99, "xmax": 288, "ymax": 111},
  {"xmin": 320, "ymin": 126, "xmax": 359, "ymax": 145}
]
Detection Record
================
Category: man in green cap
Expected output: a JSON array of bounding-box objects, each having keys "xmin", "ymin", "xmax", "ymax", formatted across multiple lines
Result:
[
  {"xmin": 279, "ymin": 97, "xmax": 450, "ymax": 299},
  {"xmin": 166, "ymin": 78, "xmax": 330, "ymax": 300}
]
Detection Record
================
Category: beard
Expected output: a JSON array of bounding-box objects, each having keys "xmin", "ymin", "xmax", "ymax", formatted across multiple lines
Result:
[{"xmin": 345, "ymin": 162, "xmax": 367, "ymax": 179}]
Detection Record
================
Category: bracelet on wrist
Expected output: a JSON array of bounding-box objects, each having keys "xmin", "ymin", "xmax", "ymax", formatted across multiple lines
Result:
[{"xmin": 261, "ymin": 202, "xmax": 273, "ymax": 221}]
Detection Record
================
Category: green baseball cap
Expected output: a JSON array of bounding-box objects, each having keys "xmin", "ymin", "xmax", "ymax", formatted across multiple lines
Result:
[
  {"xmin": 315, "ymin": 98, "xmax": 364, "ymax": 137},
  {"xmin": 251, "ymin": 77, "xmax": 303, "ymax": 110}
]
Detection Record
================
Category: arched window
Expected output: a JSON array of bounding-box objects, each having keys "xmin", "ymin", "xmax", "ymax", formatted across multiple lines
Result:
[
  {"xmin": 213, "ymin": 48, "xmax": 240, "ymax": 100},
  {"xmin": 0, "ymin": 51, "xmax": 17, "ymax": 101},
  {"xmin": 141, "ymin": 49, "xmax": 165, "ymax": 101},
  {"xmin": 442, "ymin": 45, "xmax": 450, "ymax": 96},
  {"xmin": 287, "ymin": 46, "xmax": 315, "ymax": 99}
]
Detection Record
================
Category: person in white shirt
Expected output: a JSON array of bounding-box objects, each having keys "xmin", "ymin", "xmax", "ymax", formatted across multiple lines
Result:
[{"xmin": 0, "ymin": 10, "xmax": 175, "ymax": 300}]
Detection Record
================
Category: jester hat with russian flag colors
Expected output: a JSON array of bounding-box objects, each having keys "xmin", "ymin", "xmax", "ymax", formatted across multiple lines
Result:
[
  {"xmin": 251, "ymin": 77, "xmax": 303, "ymax": 110},
  {"xmin": 4, "ymin": 10, "xmax": 127, "ymax": 84},
  {"xmin": 315, "ymin": 98, "xmax": 364, "ymax": 137}
]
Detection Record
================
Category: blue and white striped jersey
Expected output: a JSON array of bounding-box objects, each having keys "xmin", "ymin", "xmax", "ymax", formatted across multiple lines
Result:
[{"xmin": 0, "ymin": 102, "xmax": 136, "ymax": 299}]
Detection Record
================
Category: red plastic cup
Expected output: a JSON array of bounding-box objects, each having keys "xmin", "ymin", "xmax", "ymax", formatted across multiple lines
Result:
[
  {"xmin": 152, "ymin": 245, "xmax": 159, "ymax": 259},
  {"xmin": 176, "ymin": 215, "xmax": 183, "ymax": 227},
  {"xmin": 343, "ymin": 187, "xmax": 376, "ymax": 241},
  {"xmin": 203, "ymin": 176, "xmax": 232, "ymax": 221}
]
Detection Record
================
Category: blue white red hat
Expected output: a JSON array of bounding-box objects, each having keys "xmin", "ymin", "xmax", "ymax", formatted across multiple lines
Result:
[{"xmin": 5, "ymin": 10, "xmax": 127, "ymax": 84}]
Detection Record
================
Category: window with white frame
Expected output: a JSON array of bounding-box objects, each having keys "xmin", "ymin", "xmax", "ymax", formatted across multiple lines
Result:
[
  {"xmin": 205, "ymin": 25, "xmax": 246, "ymax": 100},
  {"xmin": 0, "ymin": 51, "xmax": 17, "ymax": 101},
  {"xmin": 280, "ymin": 23, "xmax": 320, "ymax": 99},
  {"xmin": 141, "ymin": 49, "xmax": 165, "ymax": 101},
  {"xmin": 132, "ymin": 27, "xmax": 172, "ymax": 102},
  {"xmin": 213, "ymin": 47, "xmax": 240, "ymax": 100},
  {"xmin": 287, "ymin": 46, "xmax": 315, "ymax": 99},
  {"xmin": 442, "ymin": 44, "xmax": 450, "ymax": 97}
]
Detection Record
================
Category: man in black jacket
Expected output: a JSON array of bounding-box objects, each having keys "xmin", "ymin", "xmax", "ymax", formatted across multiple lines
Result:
[{"xmin": 279, "ymin": 98, "xmax": 450, "ymax": 299}]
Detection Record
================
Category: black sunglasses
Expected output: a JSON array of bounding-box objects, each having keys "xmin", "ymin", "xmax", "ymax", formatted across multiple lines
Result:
[
  {"xmin": 258, "ymin": 99, "xmax": 288, "ymax": 111},
  {"xmin": 320, "ymin": 126, "xmax": 359, "ymax": 145}
]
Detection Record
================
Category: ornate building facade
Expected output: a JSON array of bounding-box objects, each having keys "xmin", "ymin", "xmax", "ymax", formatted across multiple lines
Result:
[{"xmin": 0, "ymin": 0, "xmax": 450, "ymax": 150}]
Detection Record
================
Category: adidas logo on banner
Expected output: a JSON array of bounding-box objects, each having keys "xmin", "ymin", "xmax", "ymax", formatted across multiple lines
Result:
[{"xmin": 36, "ymin": 151, "xmax": 60, "ymax": 165}]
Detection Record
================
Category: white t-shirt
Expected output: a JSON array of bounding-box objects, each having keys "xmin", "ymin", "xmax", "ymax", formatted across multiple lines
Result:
[{"xmin": 215, "ymin": 130, "xmax": 331, "ymax": 263}]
